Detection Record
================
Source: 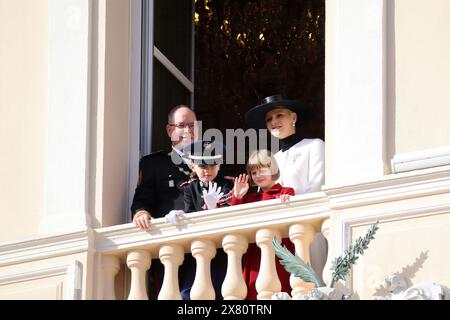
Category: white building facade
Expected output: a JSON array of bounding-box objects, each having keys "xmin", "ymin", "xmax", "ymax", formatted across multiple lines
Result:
[{"xmin": 1, "ymin": 0, "xmax": 450, "ymax": 300}]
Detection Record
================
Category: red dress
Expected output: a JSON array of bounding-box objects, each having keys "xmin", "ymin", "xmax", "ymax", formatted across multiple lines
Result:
[{"xmin": 231, "ymin": 183, "xmax": 295, "ymax": 300}]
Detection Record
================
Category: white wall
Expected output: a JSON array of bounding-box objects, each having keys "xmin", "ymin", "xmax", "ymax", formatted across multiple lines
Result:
[
  {"xmin": 0, "ymin": 0, "xmax": 49, "ymax": 242},
  {"xmin": 101, "ymin": 0, "xmax": 132, "ymax": 227},
  {"xmin": 326, "ymin": 0, "xmax": 450, "ymax": 186},
  {"xmin": 325, "ymin": 0, "xmax": 387, "ymax": 187},
  {"xmin": 392, "ymin": 0, "xmax": 450, "ymax": 155},
  {"xmin": 0, "ymin": 0, "xmax": 134, "ymax": 242}
]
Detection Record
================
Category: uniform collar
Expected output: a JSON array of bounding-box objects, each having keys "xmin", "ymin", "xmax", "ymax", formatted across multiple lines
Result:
[
  {"xmin": 169, "ymin": 146, "xmax": 192, "ymax": 167},
  {"xmin": 199, "ymin": 179, "xmax": 217, "ymax": 189}
]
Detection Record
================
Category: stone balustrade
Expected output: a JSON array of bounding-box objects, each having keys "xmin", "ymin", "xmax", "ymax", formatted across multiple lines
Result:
[{"xmin": 97, "ymin": 192, "xmax": 330, "ymax": 300}]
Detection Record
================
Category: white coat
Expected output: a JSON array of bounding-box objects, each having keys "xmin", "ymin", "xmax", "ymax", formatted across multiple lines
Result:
[
  {"xmin": 274, "ymin": 138, "xmax": 327, "ymax": 279},
  {"xmin": 274, "ymin": 138, "xmax": 325, "ymax": 195}
]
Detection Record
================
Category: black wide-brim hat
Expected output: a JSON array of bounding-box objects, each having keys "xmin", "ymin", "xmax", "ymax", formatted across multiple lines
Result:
[
  {"xmin": 245, "ymin": 94, "xmax": 310, "ymax": 130},
  {"xmin": 183, "ymin": 140, "xmax": 226, "ymax": 165}
]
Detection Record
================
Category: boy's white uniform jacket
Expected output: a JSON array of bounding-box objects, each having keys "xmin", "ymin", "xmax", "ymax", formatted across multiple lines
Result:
[{"xmin": 274, "ymin": 138, "xmax": 325, "ymax": 195}]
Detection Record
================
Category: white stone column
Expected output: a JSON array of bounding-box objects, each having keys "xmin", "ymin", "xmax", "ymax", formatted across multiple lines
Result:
[
  {"xmin": 102, "ymin": 255, "xmax": 121, "ymax": 300},
  {"xmin": 40, "ymin": 0, "xmax": 90, "ymax": 234},
  {"xmin": 158, "ymin": 244, "xmax": 184, "ymax": 300},
  {"xmin": 126, "ymin": 250, "xmax": 151, "ymax": 300},
  {"xmin": 255, "ymin": 228, "xmax": 281, "ymax": 300},
  {"xmin": 321, "ymin": 218, "xmax": 333, "ymax": 286},
  {"xmin": 325, "ymin": 0, "xmax": 388, "ymax": 186},
  {"xmin": 221, "ymin": 234, "xmax": 248, "ymax": 300},
  {"xmin": 190, "ymin": 240, "xmax": 217, "ymax": 300},
  {"xmin": 289, "ymin": 223, "xmax": 316, "ymax": 296}
]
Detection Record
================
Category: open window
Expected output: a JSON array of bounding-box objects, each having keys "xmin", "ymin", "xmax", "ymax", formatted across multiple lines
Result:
[{"xmin": 141, "ymin": 0, "xmax": 195, "ymax": 155}]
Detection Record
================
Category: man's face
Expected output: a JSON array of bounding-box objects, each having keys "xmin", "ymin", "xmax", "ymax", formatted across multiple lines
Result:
[{"xmin": 166, "ymin": 107, "xmax": 198, "ymax": 149}]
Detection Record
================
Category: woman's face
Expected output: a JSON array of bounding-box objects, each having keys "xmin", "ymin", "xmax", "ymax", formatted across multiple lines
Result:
[
  {"xmin": 265, "ymin": 108, "xmax": 297, "ymax": 139},
  {"xmin": 192, "ymin": 163, "xmax": 220, "ymax": 183}
]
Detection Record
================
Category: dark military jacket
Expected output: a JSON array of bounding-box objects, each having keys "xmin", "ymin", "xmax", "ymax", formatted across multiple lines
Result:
[
  {"xmin": 131, "ymin": 149, "xmax": 192, "ymax": 219},
  {"xmin": 184, "ymin": 175, "xmax": 234, "ymax": 213}
]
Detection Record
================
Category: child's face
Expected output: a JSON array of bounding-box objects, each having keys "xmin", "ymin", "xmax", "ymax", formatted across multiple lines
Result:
[
  {"xmin": 250, "ymin": 167, "xmax": 275, "ymax": 189},
  {"xmin": 192, "ymin": 163, "xmax": 220, "ymax": 182}
]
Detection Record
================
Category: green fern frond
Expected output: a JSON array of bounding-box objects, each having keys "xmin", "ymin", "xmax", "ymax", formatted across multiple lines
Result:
[
  {"xmin": 329, "ymin": 221, "xmax": 379, "ymax": 287},
  {"xmin": 272, "ymin": 238, "xmax": 323, "ymax": 288}
]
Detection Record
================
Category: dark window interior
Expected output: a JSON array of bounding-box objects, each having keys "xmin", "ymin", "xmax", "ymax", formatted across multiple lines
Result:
[
  {"xmin": 146, "ymin": 0, "xmax": 325, "ymax": 177},
  {"xmin": 194, "ymin": 0, "xmax": 325, "ymax": 175}
]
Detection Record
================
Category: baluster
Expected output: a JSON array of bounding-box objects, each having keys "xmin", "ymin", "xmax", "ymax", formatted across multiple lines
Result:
[
  {"xmin": 102, "ymin": 255, "xmax": 121, "ymax": 300},
  {"xmin": 255, "ymin": 228, "xmax": 281, "ymax": 300},
  {"xmin": 126, "ymin": 250, "xmax": 150, "ymax": 300},
  {"xmin": 158, "ymin": 244, "xmax": 184, "ymax": 300},
  {"xmin": 190, "ymin": 239, "xmax": 216, "ymax": 300},
  {"xmin": 289, "ymin": 223, "xmax": 316, "ymax": 296},
  {"xmin": 221, "ymin": 234, "xmax": 248, "ymax": 300},
  {"xmin": 321, "ymin": 218, "xmax": 332, "ymax": 286}
]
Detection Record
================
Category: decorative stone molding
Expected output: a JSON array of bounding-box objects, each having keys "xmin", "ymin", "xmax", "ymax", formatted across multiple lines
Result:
[
  {"xmin": 95, "ymin": 192, "xmax": 328, "ymax": 255},
  {"xmin": 375, "ymin": 273, "xmax": 450, "ymax": 300},
  {"xmin": 271, "ymin": 287, "xmax": 349, "ymax": 300},
  {"xmin": 95, "ymin": 166, "xmax": 450, "ymax": 258},
  {"xmin": 323, "ymin": 165, "xmax": 450, "ymax": 210},
  {"xmin": 0, "ymin": 230, "xmax": 89, "ymax": 267},
  {"xmin": 293, "ymin": 287, "xmax": 348, "ymax": 300},
  {"xmin": 0, "ymin": 260, "xmax": 83, "ymax": 300},
  {"xmin": 272, "ymin": 272, "xmax": 450, "ymax": 300}
]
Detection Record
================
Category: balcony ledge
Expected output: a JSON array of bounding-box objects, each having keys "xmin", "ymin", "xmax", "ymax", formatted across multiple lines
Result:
[
  {"xmin": 323, "ymin": 164, "xmax": 450, "ymax": 209},
  {"xmin": 95, "ymin": 191, "xmax": 329, "ymax": 258}
]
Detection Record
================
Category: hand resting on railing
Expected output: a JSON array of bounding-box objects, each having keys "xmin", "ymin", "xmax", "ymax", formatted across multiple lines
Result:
[{"xmin": 164, "ymin": 210, "xmax": 186, "ymax": 225}]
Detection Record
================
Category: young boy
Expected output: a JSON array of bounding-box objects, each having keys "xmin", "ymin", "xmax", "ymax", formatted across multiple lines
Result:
[
  {"xmin": 166, "ymin": 140, "xmax": 233, "ymax": 300},
  {"xmin": 183, "ymin": 140, "xmax": 233, "ymax": 212}
]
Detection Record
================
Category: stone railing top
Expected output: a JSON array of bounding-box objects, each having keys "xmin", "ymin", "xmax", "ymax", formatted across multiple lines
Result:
[{"xmin": 95, "ymin": 191, "xmax": 329, "ymax": 259}]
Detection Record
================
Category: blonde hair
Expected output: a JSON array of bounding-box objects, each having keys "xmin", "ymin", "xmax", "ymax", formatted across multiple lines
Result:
[{"xmin": 246, "ymin": 149, "xmax": 280, "ymax": 186}]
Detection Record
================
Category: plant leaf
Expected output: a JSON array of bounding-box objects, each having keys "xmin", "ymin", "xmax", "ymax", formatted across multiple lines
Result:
[
  {"xmin": 272, "ymin": 238, "xmax": 323, "ymax": 288},
  {"xmin": 329, "ymin": 221, "xmax": 379, "ymax": 287}
]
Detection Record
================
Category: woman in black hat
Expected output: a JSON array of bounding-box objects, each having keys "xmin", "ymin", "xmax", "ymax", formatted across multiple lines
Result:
[
  {"xmin": 245, "ymin": 94, "xmax": 325, "ymax": 195},
  {"xmin": 244, "ymin": 95, "xmax": 326, "ymax": 299}
]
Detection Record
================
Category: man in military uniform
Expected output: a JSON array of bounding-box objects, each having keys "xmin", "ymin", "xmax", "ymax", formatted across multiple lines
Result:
[
  {"xmin": 130, "ymin": 105, "xmax": 198, "ymax": 299},
  {"xmin": 131, "ymin": 104, "xmax": 198, "ymax": 229}
]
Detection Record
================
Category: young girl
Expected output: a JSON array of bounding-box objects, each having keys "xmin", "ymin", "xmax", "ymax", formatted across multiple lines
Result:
[
  {"xmin": 167, "ymin": 140, "xmax": 233, "ymax": 300},
  {"xmin": 232, "ymin": 149, "xmax": 295, "ymax": 300}
]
